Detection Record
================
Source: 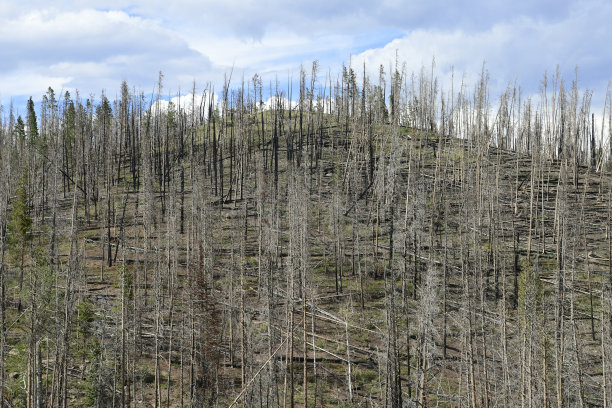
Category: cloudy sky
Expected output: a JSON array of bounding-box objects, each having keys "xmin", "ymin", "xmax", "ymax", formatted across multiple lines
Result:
[{"xmin": 1, "ymin": 0, "xmax": 610, "ymax": 111}]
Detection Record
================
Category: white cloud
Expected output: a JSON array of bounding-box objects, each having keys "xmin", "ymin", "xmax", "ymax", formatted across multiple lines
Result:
[
  {"xmin": 352, "ymin": 0, "xmax": 612, "ymax": 105},
  {"xmin": 148, "ymin": 91, "xmax": 220, "ymax": 118},
  {"xmin": 0, "ymin": 72, "xmax": 73, "ymax": 102},
  {"xmin": 0, "ymin": 0, "xmax": 611, "ymax": 115},
  {"xmin": 0, "ymin": 9, "xmax": 185, "ymax": 63},
  {"xmin": 0, "ymin": 7, "xmax": 212, "ymax": 104},
  {"xmin": 169, "ymin": 91, "xmax": 219, "ymax": 116}
]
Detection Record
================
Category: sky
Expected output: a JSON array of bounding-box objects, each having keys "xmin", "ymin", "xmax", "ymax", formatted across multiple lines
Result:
[{"xmin": 1, "ymin": 0, "xmax": 611, "ymax": 113}]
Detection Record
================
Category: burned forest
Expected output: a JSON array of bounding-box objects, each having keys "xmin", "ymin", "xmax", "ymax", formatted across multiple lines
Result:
[{"xmin": 0, "ymin": 64, "xmax": 612, "ymax": 407}]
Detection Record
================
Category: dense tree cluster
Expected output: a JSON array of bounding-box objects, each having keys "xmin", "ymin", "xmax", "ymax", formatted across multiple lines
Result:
[{"xmin": 0, "ymin": 63, "xmax": 611, "ymax": 407}]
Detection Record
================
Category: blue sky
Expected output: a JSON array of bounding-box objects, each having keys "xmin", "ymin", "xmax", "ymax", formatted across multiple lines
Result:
[{"xmin": 1, "ymin": 0, "xmax": 610, "ymax": 113}]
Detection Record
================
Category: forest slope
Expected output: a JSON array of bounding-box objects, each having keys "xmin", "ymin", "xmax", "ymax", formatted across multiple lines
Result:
[{"xmin": 0, "ymin": 69, "xmax": 611, "ymax": 407}]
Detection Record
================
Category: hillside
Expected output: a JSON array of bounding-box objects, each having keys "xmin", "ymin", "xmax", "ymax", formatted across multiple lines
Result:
[{"xmin": 0, "ymin": 68, "xmax": 611, "ymax": 407}]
